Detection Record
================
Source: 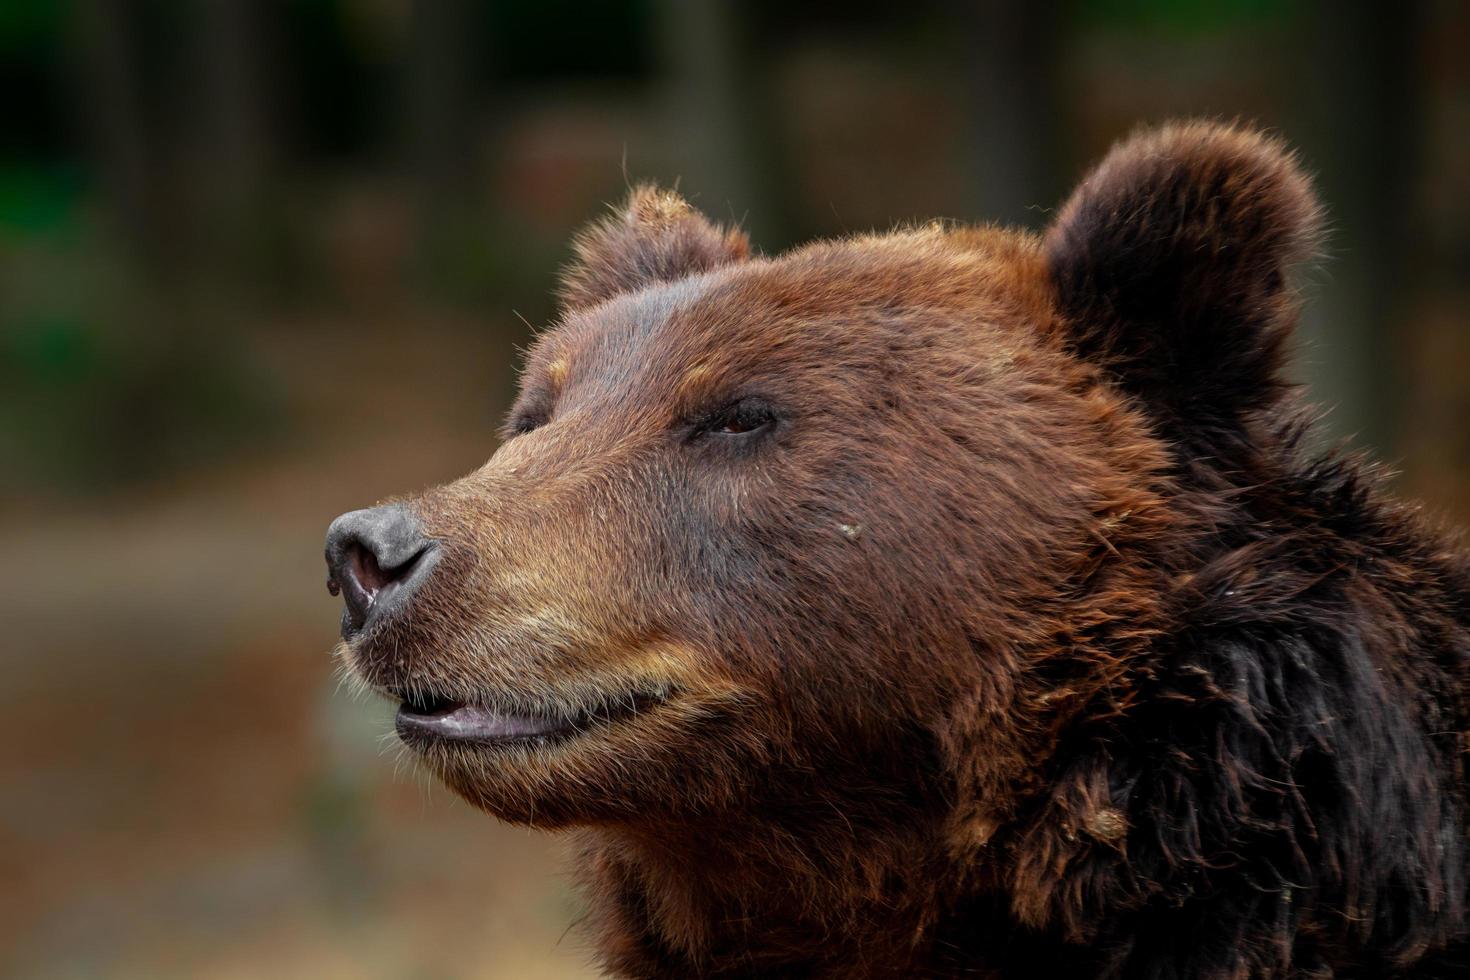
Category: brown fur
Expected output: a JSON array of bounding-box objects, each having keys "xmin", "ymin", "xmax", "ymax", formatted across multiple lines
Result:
[{"xmin": 336, "ymin": 122, "xmax": 1470, "ymax": 977}]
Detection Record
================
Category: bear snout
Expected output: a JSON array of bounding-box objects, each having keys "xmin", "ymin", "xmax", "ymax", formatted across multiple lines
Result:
[{"xmin": 325, "ymin": 504, "xmax": 440, "ymax": 638}]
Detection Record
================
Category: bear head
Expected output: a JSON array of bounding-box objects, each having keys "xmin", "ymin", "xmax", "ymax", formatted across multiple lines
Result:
[{"xmin": 329, "ymin": 122, "xmax": 1321, "ymax": 858}]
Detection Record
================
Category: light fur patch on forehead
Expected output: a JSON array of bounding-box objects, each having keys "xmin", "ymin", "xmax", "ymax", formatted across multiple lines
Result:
[{"xmin": 673, "ymin": 362, "xmax": 718, "ymax": 402}]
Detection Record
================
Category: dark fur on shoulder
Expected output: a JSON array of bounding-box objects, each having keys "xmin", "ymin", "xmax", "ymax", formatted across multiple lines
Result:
[
  {"xmin": 1000, "ymin": 425, "xmax": 1470, "ymax": 979},
  {"xmin": 333, "ymin": 121, "xmax": 1470, "ymax": 978}
]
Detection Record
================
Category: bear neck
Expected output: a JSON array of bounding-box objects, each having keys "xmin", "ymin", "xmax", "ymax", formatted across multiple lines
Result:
[
  {"xmin": 567, "ymin": 501, "xmax": 1189, "ymax": 976},
  {"xmin": 573, "ymin": 802, "xmax": 972, "ymax": 978}
]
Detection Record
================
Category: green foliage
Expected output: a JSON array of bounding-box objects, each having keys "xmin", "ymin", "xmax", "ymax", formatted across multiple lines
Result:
[
  {"xmin": 0, "ymin": 165, "xmax": 281, "ymax": 492},
  {"xmin": 0, "ymin": 0, "xmax": 67, "ymax": 56},
  {"xmin": 1076, "ymin": 0, "xmax": 1302, "ymax": 33},
  {"xmin": 0, "ymin": 163, "xmax": 81, "ymax": 238},
  {"xmin": 487, "ymin": 0, "xmax": 654, "ymax": 80}
]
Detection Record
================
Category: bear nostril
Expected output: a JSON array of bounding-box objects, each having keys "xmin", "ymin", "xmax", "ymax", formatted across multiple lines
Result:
[
  {"xmin": 324, "ymin": 504, "xmax": 439, "ymax": 638},
  {"xmin": 351, "ymin": 541, "xmax": 389, "ymax": 597}
]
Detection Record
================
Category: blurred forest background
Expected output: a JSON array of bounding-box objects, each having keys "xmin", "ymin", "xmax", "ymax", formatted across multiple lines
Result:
[{"xmin": 1, "ymin": 1, "xmax": 1467, "ymax": 977}]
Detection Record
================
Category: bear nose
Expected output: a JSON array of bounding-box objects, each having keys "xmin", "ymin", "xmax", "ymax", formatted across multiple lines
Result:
[{"xmin": 324, "ymin": 504, "xmax": 439, "ymax": 638}]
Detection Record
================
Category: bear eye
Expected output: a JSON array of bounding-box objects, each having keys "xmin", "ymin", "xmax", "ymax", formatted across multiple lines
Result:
[
  {"xmin": 692, "ymin": 398, "xmax": 779, "ymax": 440},
  {"xmin": 503, "ymin": 411, "xmax": 547, "ymax": 439}
]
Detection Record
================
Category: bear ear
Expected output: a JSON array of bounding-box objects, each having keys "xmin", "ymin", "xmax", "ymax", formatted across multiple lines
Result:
[
  {"xmin": 557, "ymin": 185, "xmax": 750, "ymax": 312},
  {"xmin": 1044, "ymin": 121, "xmax": 1322, "ymax": 438}
]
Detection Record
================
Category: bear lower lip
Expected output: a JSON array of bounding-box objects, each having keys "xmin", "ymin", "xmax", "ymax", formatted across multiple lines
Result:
[
  {"xmin": 395, "ymin": 701, "xmax": 571, "ymax": 742},
  {"xmin": 393, "ymin": 690, "xmax": 669, "ymax": 746}
]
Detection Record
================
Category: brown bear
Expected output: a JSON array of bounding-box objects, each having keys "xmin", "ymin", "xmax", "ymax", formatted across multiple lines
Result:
[{"xmin": 324, "ymin": 121, "xmax": 1470, "ymax": 978}]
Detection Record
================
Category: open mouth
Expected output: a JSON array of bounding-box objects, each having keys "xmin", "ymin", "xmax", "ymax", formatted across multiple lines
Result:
[{"xmin": 393, "ymin": 688, "xmax": 669, "ymax": 747}]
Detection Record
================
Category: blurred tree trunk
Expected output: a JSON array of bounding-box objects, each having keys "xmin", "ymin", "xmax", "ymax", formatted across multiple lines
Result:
[
  {"xmin": 656, "ymin": 0, "xmax": 771, "ymax": 244},
  {"xmin": 199, "ymin": 5, "xmax": 275, "ymax": 232},
  {"xmin": 74, "ymin": 0, "xmax": 160, "ymax": 272},
  {"xmin": 197, "ymin": 0, "xmax": 279, "ymax": 291},
  {"xmin": 952, "ymin": 0, "xmax": 1065, "ymax": 229},
  {"xmin": 1295, "ymin": 0, "xmax": 1425, "ymax": 455},
  {"xmin": 407, "ymin": 0, "xmax": 481, "ymax": 287}
]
